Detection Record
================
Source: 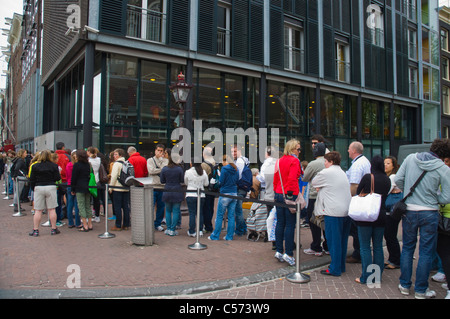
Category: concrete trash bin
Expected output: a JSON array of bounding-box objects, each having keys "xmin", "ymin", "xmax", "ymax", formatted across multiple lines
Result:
[{"xmin": 129, "ymin": 178, "xmax": 155, "ymax": 246}]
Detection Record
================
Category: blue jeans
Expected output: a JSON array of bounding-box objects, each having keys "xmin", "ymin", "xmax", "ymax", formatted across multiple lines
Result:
[
  {"xmin": 357, "ymin": 225, "xmax": 385, "ymax": 284},
  {"xmin": 165, "ymin": 202, "xmax": 181, "ymax": 232},
  {"xmin": 234, "ymin": 189, "xmax": 248, "ymax": 235},
  {"xmin": 186, "ymin": 196, "xmax": 204, "ymax": 234},
  {"xmin": 153, "ymin": 190, "xmax": 165, "ymax": 228},
  {"xmin": 112, "ymin": 191, "xmax": 130, "ymax": 228},
  {"xmin": 274, "ymin": 193, "xmax": 297, "ymax": 257},
  {"xmin": 400, "ymin": 210, "xmax": 439, "ymax": 293},
  {"xmin": 66, "ymin": 187, "xmax": 80, "ymax": 227},
  {"xmin": 210, "ymin": 194, "xmax": 237, "ymax": 240},
  {"xmin": 324, "ymin": 215, "xmax": 351, "ymax": 276}
]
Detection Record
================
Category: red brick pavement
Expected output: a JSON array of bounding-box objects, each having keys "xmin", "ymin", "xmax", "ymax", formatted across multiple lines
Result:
[{"xmin": 0, "ymin": 184, "xmax": 447, "ymax": 299}]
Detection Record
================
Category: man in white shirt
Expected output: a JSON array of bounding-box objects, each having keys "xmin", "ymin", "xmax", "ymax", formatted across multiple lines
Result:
[{"xmin": 345, "ymin": 141, "xmax": 371, "ymax": 263}]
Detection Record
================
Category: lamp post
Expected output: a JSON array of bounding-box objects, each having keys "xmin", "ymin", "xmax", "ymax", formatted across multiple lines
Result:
[{"xmin": 169, "ymin": 71, "xmax": 193, "ymax": 129}]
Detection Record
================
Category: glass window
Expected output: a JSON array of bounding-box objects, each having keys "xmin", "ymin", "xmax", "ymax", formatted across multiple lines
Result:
[
  {"xmin": 423, "ymin": 66, "xmax": 430, "ymax": 100},
  {"xmin": 336, "ymin": 42, "xmax": 350, "ymax": 82},
  {"xmin": 441, "ymin": 29, "xmax": 449, "ymax": 51},
  {"xmin": 217, "ymin": 3, "xmax": 231, "ymax": 56},
  {"xmin": 126, "ymin": 0, "xmax": 166, "ymax": 42},
  {"xmin": 195, "ymin": 69, "xmax": 222, "ymax": 130},
  {"xmin": 423, "ymin": 103, "xmax": 439, "ymax": 141},
  {"xmin": 443, "ymin": 86, "xmax": 450, "ymax": 115},
  {"xmin": 409, "ymin": 67, "xmax": 418, "ymax": 98},
  {"xmin": 394, "ymin": 104, "xmax": 414, "ymax": 141},
  {"xmin": 105, "ymin": 54, "xmax": 138, "ymax": 127},
  {"xmin": 267, "ymin": 81, "xmax": 288, "ymax": 140},
  {"xmin": 284, "ymin": 23, "xmax": 304, "ymax": 72},
  {"xmin": 362, "ymin": 99, "xmax": 385, "ymax": 139},
  {"xmin": 223, "ymin": 74, "xmax": 245, "ymax": 129},
  {"xmin": 140, "ymin": 60, "xmax": 168, "ymax": 128},
  {"xmin": 408, "ymin": 28, "xmax": 417, "ymax": 60},
  {"xmin": 422, "ymin": 28, "xmax": 430, "ymax": 63},
  {"xmin": 443, "ymin": 57, "xmax": 449, "ymax": 80},
  {"xmin": 320, "ymin": 91, "xmax": 348, "ymax": 137}
]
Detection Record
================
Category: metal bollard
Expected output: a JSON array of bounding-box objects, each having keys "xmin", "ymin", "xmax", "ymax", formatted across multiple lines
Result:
[
  {"xmin": 188, "ymin": 188, "xmax": 207, "ymax": 250},
  {"xmin": 99, "ymin": 184, "xmax": 115, "ymax": 239},
  {"xmin": 286, "ymin": 201, "xmax": 310, "ymax": 283},
  {"xmin": 12, "ymin": 178, "xmax": 26, "ymax": 217}
]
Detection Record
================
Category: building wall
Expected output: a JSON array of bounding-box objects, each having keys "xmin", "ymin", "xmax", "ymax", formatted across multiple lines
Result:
[{"xmin": 440, "ymin": 7, "xmax": 450, "ymax": 138}]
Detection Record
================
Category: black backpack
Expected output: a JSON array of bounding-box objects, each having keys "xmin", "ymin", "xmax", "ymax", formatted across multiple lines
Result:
[
  {"xmin": 117, "ymin": 160, "xmax": 135, "ymax": 186},
  {"xmin": 204, "ymin": 161, "xmax": 220, "ymax": 192}
]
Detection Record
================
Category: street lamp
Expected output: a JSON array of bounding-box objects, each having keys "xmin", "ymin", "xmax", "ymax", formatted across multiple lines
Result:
[{"xmin": 170, "ymin": 71, "xmax": 193, "ymax": 128}]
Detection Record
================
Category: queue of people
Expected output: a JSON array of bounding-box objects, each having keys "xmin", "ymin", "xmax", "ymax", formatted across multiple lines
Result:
[{"xmin": 3, "ymin": 137, "xmax": 450, "ymax": 299}]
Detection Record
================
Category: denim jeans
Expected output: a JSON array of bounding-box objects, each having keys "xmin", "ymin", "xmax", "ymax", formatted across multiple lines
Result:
[
  {"xmin": 324, "ymin": 215, "xmax": 351, "ymax": 276},
  {"xmin": 357, "ymin": 225, "xmax": 385, "ymax": 284},
  {"xmin": 234, "ymin": 189, "xmax": 248, "ymax": 235},
  {"xmin": 153, "ymin": 190, "xmax": 165, "ymax": 228},
  {"xmin": 112, "ymin": 191, "xmax": 130, "ymax": 228},
  {"xmin": 165, "ymin": 202, "xmax": 181, "ymax": 232},
  {"xmin": 66, "ymin": 187, "xmax": 80, "ymax": 227},
  {"xmin": 400, "ymin": 210, "xmax": 439, "ymax": 293},
  {"xmin": 186, "ymin": 196, "xmax": 205, "ymax": 234},
  {"xmin": 210, "ymin": 194, "xmax": 237, "ymax": 240},
  {"xmin": 274, "ymin": 193, "xmax": 297, "ymax": 257}
]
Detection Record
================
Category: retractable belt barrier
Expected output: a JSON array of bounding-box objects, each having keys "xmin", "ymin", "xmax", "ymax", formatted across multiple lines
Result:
[{"xmin": 16, "ymin": 179, "xmax": 310, "ymax": 283}]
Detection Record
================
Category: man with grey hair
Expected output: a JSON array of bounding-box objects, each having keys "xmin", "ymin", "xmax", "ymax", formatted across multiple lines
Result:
[
  {"xmin": 345, "ymin": 141, "xmax": 371, "ymax": 263},
  {"xmin": 127, "ymin": 146, "xmax": 148, "ymax": 178}
]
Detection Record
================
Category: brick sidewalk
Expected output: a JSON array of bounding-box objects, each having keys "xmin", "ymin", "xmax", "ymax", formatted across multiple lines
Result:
[{"xmin": 0, "ymin": 182, "xmax": 447, "ymax": 299}]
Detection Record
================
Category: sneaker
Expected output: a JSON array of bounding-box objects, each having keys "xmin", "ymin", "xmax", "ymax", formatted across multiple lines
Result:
[
  {"xmin": 56, "ymin": 221, "xmax": 65, "ymax": 227},
  {"xmin": 415, "ymin": 289, "xmax": 436, "ymax": 299},
  {"xmin": 282, "ymin": 253, "xmax": 295, "ymax": 266},
  {"xmin": 51, "ymin": 228, "xmax": 60, "ymax": 236},
  {"xmin": 29, "ymin": 229, "xmax": 39, "ymax": 237},
  {"xmin": 108, "ymin": 215, "xmax": 116, "ymax": 220},
  {"xmin": 443, "ymin": 283, "xmax": 449, "ymax": 290},
  {"xmin": 446, "ymin": 290, "xmax": 450, "ymax": 300},
  {"xmin": 93, "ymin": 216, "xmax": 101, "ymax": 223},
  {"xmin": 431, "ymin": 272, "xmax": 446, "ymax": 283},
  {"xmin": 187, "ymin": 231, "xmax": 196, "ymax": 237},
  {"xmin": 303, "ymin": 248, "xmax": 323, "ymax": 256},
  {"xmin": 156, "ymin": 225, "xmax": 165, "ymax": 232},
  {"xmin": 274, "ymin": 252, "xmax": 285, "ymax": 263},
  {"xmin": 199, "ymin": 231, "xmax": 203, "ymax": 237},
  {"xmin": 398, "ymin": 284, "xmax": 410, "ymax": 296}
]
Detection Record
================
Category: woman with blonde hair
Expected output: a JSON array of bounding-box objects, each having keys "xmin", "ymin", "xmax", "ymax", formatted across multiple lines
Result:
[
  {"xmin": 29, "ymin": 150, "xmax": 61, "ymax": 236},
  {"xmin": 272, "ymin": 139, "xmax": 302, "ymax": 265}
]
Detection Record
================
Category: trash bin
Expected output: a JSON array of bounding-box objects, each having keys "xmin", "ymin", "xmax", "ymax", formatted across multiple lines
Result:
[{"xmin": 129, "ymin": 178, "xmax": 155, "ymax": 246}]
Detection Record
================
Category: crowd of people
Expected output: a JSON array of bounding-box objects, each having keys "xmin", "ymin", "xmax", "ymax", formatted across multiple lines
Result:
[{"xmin": 1, "ymin": 136, "xmax": 449, "ymax": 299}]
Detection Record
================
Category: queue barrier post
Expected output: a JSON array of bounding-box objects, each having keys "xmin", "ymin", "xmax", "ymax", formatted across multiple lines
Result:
[
  {"xmin": 188, "ymin": 188, "xmax": 207, "ymax": 250},
  {"xmin": 286, "ymin": 201, "xmax": 310, "ymax": 284},
  {"xmin": 98, "ymin": 184, "xmax": 115, "ymax": 239}
]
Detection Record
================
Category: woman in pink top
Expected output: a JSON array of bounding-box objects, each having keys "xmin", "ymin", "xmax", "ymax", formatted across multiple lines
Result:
[{"xmin": 66, "ymin": 150, "xmax": 80, "ymax": 228}]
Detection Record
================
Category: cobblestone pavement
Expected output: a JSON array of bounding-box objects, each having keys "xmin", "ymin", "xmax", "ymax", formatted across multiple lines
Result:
[{"xmin": 0, "ymin": 182, "xmax": 447, "ymax": 300}]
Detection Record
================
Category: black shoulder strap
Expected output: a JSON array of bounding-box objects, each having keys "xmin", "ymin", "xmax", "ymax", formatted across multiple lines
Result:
[{"xmin": 402, "ymin": 171, "xmax": 427, "ymax": 202}]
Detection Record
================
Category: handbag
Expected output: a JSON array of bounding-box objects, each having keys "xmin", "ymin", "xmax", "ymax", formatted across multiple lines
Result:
[
  {"xmin": 89, "ymin": 166, "xmax": 98, "ymax": 198},
  {"xmin": 348, "ymin": 174, "xmax": 382, "ymax": 222},
  {"xmin": 277, "ymin": 160, "xmax": 306, "ymax": 213},
  {"xmin": 98, "ymin": 164, "xmax": 109, "ymax": 184},
  {"xmin": 390, "ymin": 171, "xmax": 427, "ymax": 221}
]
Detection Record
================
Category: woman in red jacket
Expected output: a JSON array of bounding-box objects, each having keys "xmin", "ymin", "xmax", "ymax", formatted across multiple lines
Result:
[{"xmin": 273, "ymin": 139, "xmax": 303, "ymax": 266}]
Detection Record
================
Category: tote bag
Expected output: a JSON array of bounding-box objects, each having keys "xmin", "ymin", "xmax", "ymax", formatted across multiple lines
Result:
[
  {"xmin": 348, "ymin": 174, "xmax": 381, "ymax": 222},
  {"xmin": 89, "ymin": 166, "xmax": 98, "ymax": 198}
]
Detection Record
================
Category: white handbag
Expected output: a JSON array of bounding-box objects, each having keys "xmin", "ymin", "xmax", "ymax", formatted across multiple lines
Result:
[{"xmin": 348, "ymin": 174, "xmax": 381, "ymax": 222}]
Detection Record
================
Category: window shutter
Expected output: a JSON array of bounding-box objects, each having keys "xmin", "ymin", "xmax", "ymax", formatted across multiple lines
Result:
[
  {"xmin": 233, "ymin": 0, "xmax": 249, "ymax": 61},
  {"xmin": 323, "ymin": 27, "xmax": 335, "ymax": 80},
  {"xmin": 250, "ymin": 1, "xmax": 264, "ymax": 64},
  {"xmin": 351, "ymin": 37, "xmax": 361, "ymax": 85},
  {"xmin": 270, "ymin": 7, "xmax": 284, "ymax": 69},
  {"xmin": 168, "ymin": 0, "xmax": 190, "ymax": 48},
  {"xmin": 307, "ymin": 20, "xmax": 319, "ymax": 75},
  {"xmin": 99, "ymin": 0, "xmax": 127, "ymax": 36},
  {"xmin": 198, "ymin": 0, "xmax": 217, "ymax": 54}
]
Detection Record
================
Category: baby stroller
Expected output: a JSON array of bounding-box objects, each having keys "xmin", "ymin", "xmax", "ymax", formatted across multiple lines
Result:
[{"xmin": 246, "ymin": 202, "xmax": 268, "ymax": 242}]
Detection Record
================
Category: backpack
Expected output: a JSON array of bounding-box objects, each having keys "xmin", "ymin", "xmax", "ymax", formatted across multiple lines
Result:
[
  {"xmin": 117, "ymin": 160, "xmax": 135, "ymax": 187},
  {"xmin": 204, "ymin": 161, "xmax": 220, "ymax": 192},
  {"xmin": 237, "ymin": 161, "xmax": 253, "ymax": 192}
]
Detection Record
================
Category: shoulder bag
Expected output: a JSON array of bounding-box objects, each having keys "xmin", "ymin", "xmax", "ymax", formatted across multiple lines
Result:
[
  {"xmin": 390, "ymin": 171, "xmax": 427, "ymax": 221},
  {"xmin": 348, "ymin": 174, "xmax": 382, "ymax": 222},
  {"xmin": 277, "ymin": 160, "xmax": 306, "ymax": 213},
  {"xmin": 89, "ymin": 165, "xmax": 98, "ymax": 198}
]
